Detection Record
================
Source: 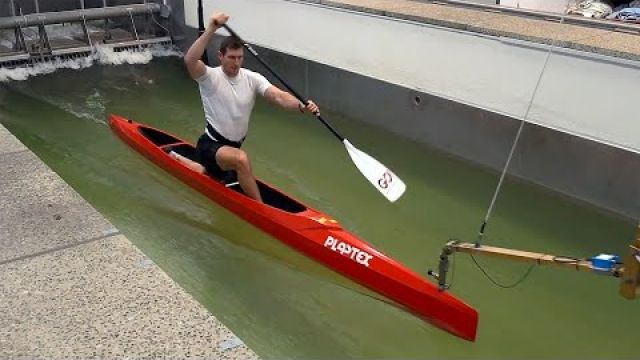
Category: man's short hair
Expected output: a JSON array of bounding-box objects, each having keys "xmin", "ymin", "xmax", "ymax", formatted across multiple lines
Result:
[{"xmin": 219, "ymin": 36, "xmax": 243, "ymax": 55}]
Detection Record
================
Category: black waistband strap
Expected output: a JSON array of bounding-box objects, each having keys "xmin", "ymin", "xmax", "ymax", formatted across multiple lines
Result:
[{"xmin": 206, "ymin": 123, "xmax": 244, "ymax": 148}]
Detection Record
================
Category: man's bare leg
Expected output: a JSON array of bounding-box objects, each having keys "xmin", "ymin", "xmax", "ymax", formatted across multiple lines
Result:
[
  {"xmin": 215, "ymin": 146, "xmax": 263, "ymax": 202},
  {"xmin": 169, "ymin": 151, "xmax": 205, "ymax": 174}
]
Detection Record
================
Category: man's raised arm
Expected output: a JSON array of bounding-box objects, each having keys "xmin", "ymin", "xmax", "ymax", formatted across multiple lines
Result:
[{"xmin": 184, "ymin": 13, "xmax": 229, "ymax": 80}]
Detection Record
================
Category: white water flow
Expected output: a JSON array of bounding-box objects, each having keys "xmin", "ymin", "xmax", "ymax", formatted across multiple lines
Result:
[
  {"xmin": 0, "ymin": 45, "xmax": 182, "ymax": 82},
  {"xmin": 0, "ymin": 23, "xmax": 182, "ymax": 82}
]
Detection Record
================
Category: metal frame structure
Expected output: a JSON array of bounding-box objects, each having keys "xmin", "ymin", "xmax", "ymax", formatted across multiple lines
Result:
[
  {"xmin": 429, "ymin": 226, "xmax": 640, "ymax": 300},
  {"xmin": 0, "ymin": 0, "xmax": 173, "ymax": 68}
]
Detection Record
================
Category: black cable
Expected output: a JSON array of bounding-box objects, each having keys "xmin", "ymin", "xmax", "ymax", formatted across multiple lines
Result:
[
  {"xmin": 470, "ymin": 253, "xmax": 536, "ymax": 289},
  {"xmin": 149, "ymin": 9, "xmax": 173, "ymax": 42}
]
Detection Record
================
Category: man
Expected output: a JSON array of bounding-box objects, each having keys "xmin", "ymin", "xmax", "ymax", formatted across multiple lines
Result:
[{"xmin": 183, "ymin": 12, "xmax": 319, "ymax": 203}]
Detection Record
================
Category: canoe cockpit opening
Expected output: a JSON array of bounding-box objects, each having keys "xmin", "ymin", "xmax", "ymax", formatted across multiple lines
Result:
[
  {"xmin": 139, "ymin": 126, "xmax": 182, "ymax": 146},
  {"xmin": 163, "ymin": 143, "xmax": 307, "ymax": 214}
]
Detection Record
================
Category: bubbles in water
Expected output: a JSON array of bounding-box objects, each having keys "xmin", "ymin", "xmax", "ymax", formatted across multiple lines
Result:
[{"xmin": 46, "ymin": 87, "xmax": 108, "ymax": 126}]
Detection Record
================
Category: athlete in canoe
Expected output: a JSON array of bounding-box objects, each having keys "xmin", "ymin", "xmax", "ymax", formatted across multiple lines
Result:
[{"xmin": 182, "ymin": 12, "xmax": 320, "ymax": 203}]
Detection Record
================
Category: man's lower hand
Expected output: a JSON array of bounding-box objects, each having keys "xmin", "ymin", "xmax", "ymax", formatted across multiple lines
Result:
[{"xmin": 302, "ymin": 100, "xmax": 320, "ymax": 115}]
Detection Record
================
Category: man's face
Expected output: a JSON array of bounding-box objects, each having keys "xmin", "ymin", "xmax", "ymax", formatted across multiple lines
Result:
[{"xmin": 219, "ymin": 47, "xmax": 243, "ymax": 77}]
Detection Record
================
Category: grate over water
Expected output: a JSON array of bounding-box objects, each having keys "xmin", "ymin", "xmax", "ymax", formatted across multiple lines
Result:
[{"xmin": 0, "ymin": 2, "xmax": 174, "ymax": 69}]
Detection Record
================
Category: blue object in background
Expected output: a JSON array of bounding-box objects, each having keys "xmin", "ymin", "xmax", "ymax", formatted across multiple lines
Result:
[{"xmin": 591, "ymin": 254, "xmax": 620, "ymax": 271}]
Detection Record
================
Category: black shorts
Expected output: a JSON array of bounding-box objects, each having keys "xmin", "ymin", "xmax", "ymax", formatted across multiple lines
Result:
[{"xmin": 195, "ymin": 133, "xmax": 242, "ymax": 180}]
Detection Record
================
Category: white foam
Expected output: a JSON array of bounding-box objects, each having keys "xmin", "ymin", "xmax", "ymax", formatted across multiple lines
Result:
[
  {"xmin": 95, "ymin": 46, "xmax": 154, "ymax": 65},
  {"xmin": 149, "ymin": 45, "xmax": 183, "ymax": 58},
  {"xmin": 0, "ymin": 44, "xmax": 183, "ymax": 82}
]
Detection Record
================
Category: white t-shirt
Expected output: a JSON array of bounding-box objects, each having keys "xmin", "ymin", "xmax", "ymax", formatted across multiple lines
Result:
[{"xmin": 196, "ymin": 66, "xmax": 272, "ymax": 142}]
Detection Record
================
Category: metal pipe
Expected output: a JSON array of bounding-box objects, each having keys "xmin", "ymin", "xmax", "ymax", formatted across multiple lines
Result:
[
  {"xmin": 34, "ymin": 0, "xmax": 40, "ymax": 14},
  {"xmin": 0, "ymin": 4, "xmax": 162, "ymax": 29},
  {"xmin": 35, "ymin": 23, "xmax": 50, "ymax": 60},
  {"xmin": 10, "ymin": 0, "xmax": 16, "ymax": 16},
  {"xmin": 81, "ymin": 14, "xmax": 94, "ymax": 54},
  {"xmin": 127, "ymin": 9, "xmax": 142, "ymax": 50},
  {"xmin": 14, "ymin": 27, "xmax": 25, "ymax": 51}
]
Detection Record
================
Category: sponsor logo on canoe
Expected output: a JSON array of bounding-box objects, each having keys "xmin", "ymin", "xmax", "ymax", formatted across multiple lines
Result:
[
  {"xmin": 324, "ymin": 236, "xmax": 373, "ymax": 267},
  {"xmin": 315, "ymin": 216, "xmax": 338, "ymax": 225}
]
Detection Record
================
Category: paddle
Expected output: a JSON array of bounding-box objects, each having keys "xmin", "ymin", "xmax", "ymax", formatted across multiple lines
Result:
[
  {"xmin": 221, "ymin": 24, "xmax": 406, "ymax": 202},
  {"xmin": 197, "ymin": 0, "xmax": 209, "ymax": 65}
]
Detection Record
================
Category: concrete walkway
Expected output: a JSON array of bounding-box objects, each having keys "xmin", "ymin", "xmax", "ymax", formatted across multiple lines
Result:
[
  {"xmin": 0, "ymin": 123, "xmax": 258, "ymax": 358},
  {"xmin": 305, "ymin": 0, "xmax": 640, "ymax": 61}
]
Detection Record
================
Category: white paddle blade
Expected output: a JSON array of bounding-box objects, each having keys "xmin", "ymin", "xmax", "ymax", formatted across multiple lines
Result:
[{"xmin": 343, "ymin": 139, "xmax": 406, "ymax": 202}]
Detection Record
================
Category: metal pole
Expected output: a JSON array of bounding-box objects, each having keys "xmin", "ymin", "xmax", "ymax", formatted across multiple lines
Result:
[
  {"xmin": 10, "ymin": 0, "xmax": 16, "ymax": 16},
  {"xmin": 81, "ymin": 14, "xmax": 94, "ymax": 54},
  {"xmin": 34, "ymin": 0, "xmax": 40, "ymax": 13},
  {"xmin": 104, "ymin": 0, "xmax": 109, "ymax": 42},
  {"xmin": 15, "ymin": 26, "xmax": 26, "ymax": 52},
  {"xmin": 128, "ymin": 9, "xmax": 142, "ymax": 50},
  {"xmin": 0, "ymin": 4, "xmax": 163, "ymax": 29},
  {"xmin": 80, "ymin": 0, "xmax": 85, "ymax": 10},
  {"xmin": 39, "ymin": 21, "xmax": 51, "ymax": 55}
]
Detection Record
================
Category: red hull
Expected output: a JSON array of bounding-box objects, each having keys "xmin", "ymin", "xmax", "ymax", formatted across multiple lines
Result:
[{"xmin": 109, "ymin": 114, "xmax": 478, "ymax": 341}]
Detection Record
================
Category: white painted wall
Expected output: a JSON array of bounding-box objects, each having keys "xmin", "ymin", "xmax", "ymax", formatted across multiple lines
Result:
[
  {"xmin": 184, "ymin": 0, "xmax": 640, "ymax": 155},
  {"xmin": 499, "ymin": 0, "xmax": 570, "ymax": 14}
]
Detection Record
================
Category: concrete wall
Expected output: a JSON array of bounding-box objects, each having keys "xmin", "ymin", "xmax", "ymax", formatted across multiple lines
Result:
[
  {"xmin": 167, "ymin": 0, "xmax": 186, "ymax": 43},
  {"xmin": 499, "ymin": 0, "xmax": 569, "ymax": 13},
  {"xmin": 0, "ymin": 2, "xmax": 10, "ymax": 17}
]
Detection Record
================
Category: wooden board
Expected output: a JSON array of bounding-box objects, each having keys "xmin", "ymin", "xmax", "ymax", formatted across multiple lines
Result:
[{"xmin": 620, "ymin": 225, "xmax": 640, "ymax": 299}]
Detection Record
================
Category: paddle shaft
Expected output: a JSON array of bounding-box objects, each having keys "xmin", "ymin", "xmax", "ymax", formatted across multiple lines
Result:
[
  {"xmin": 222, "ymin": 24, "xmax": 344, "ymax": 142},
  {"xmin": 197, "ymin": 0, "xmax": 210, "ymax": 65}
]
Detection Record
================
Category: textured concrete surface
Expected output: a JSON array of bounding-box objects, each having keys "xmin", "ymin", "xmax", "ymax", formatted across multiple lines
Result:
[
  {"xmin": 0, "ymin": 124, "xmax": 27, "ymax": 153},
  {"xmin": 0, "ymin": 150, "xmax": 115, "ymax": 263},
  {"xmin": 0, "ymin": 235, "xmax": 257, "ymax": 359},
  {"xmin": 0, "ymin": 122, "xmax": 258, "ymax": 359},
  {"xmin": 304, "ymin": 0, "xmax": 640, "ymax": 61}
]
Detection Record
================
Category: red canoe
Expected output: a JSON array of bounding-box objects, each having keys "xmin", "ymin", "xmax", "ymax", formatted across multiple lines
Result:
[{"xmin": 109, "ymin": 114, "xmax": 479, "ymax": 341}]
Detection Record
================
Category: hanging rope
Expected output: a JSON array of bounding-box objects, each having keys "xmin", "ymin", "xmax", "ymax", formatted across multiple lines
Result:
[{"xmin": 476, "ymin": 8, "xmax": 570, "ymax": 247}]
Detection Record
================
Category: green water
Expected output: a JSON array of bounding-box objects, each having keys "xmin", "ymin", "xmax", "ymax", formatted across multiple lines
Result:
[{"xmin": 1, "ymin": 58, "xmax": 637, "ymax": 358}]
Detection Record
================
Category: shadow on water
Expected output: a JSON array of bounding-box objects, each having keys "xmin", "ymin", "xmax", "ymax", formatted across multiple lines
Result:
[{"xmin": 1, "ymin": 58, "xmax": 638, "ymax": 358}]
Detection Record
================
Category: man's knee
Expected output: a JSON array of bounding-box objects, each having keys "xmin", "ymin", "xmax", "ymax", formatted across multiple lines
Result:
[
  {"xmin": 233, "ymin": 151, "xmax": 250, "ymax": 172},
  {"xmin": 217, "ymin": 147, "xmax": 250, "ymax": 171}
]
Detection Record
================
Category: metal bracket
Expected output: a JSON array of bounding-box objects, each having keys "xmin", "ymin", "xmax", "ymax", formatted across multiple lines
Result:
[{"xmin": 427, "ymin": 240, "xmax": 457, "ymax": 291}]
